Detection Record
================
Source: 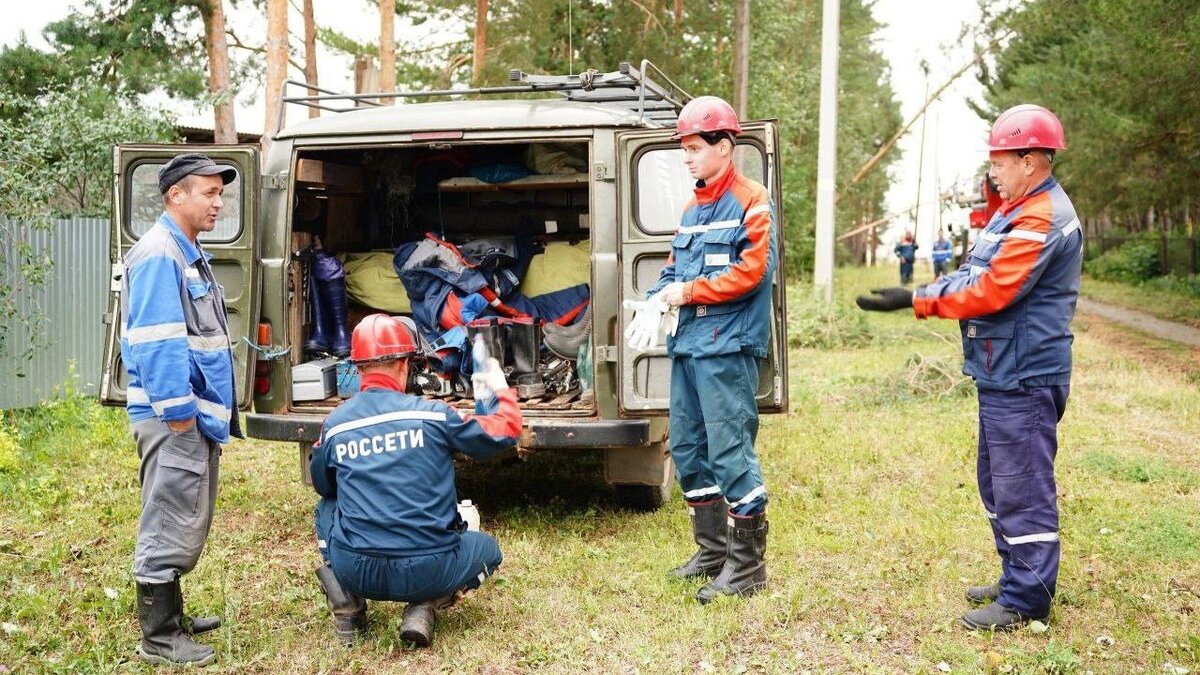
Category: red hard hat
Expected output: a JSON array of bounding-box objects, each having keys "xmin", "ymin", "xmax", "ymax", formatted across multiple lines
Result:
[
  {"xmin": 988, "ymin": 104, "xmax": 1067, "ymax": 151},
  {"xmin": 673, "ymin": 95, "xmax": 742, "ymax": 140},
  {"xmin": 350, "ymin": 314, "xmax": 419, "ymax": 365}
]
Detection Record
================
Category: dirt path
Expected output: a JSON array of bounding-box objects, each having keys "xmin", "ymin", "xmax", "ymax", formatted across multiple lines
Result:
[{"xmin": 1077, "ymin": 297, "xmax": 1200, "ymax": 349}]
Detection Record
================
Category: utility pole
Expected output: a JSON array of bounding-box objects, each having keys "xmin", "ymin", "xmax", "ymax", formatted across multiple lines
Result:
[{"xmin": 813, "ymin": 0, "xmax": 840, "ymax": 301}]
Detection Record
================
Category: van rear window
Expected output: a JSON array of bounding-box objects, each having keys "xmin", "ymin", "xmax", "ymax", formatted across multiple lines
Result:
[
  {"xmin": 127, "ymin": 162, "xmax": 243, "ymax": 242},
  {"xmin": 634, "ymin": 144, "xmax": 765, "ymax": 236}
]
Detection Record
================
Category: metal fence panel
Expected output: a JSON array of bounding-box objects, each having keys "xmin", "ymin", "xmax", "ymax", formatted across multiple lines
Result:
[{"xmin": 0, "ymin": 217, "xmax": 109, "ymax": 409}]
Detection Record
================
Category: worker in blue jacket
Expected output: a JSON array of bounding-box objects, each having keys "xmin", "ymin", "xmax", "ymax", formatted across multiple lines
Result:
[
  {"xmin": 894, "ymin": 231, "xmax": 918, "ymax": 284},
  {"xmin": 857, "ymin": 104, "xmax": 1080, "ymax": 631},
  {"xmin": 121, "ymin": 153, "xmax": 239, "ymax": 666},
  {"xmin": 310, "ymin": 314, "xmax": 520, "ymax": 647},
  {"xmin": 626, "ymin": 96, "xmax": 777, "ymax": 604},
  {"xmin": 932, "ymin": 230, "xmax": 954, "ymax": 278}
]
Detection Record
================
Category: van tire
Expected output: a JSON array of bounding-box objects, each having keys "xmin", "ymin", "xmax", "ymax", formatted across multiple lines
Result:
[
  {"xmin": 613, "ymin": 482, "xmax": 672, "ymax": 511},
  {"xmin": 606, "ymin": 442, "xmax": 674, "ymax": 511}
]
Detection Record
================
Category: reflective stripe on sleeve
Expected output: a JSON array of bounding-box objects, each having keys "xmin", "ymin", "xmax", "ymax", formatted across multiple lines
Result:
[
  {"xmin": 196, "ymin": 398, "xmax": 232, "ymax": 423},
  {"xmin": 1007, "ymin": 229, "xmax": 1048, "ymax": 243},
  {"xmin": 151, "ymin": 393, "xmax": 197, "ymax": 416},
  {"xmin": 1060, "ymin": 217, "xmax": 1081, "ymax": 238},
  {"xmin": 126, "ymin": 322, "xmax": 188, "ymax": 345}
]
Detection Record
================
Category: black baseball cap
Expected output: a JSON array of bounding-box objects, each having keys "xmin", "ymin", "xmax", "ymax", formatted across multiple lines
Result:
[{"xmin": 158, "ymin": 153, "xmax": 238, "ymax": 194}]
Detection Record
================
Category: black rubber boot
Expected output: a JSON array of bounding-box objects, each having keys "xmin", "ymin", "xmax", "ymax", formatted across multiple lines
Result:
[
  {"xmin": 696, "ymin": 511, "xmax": 768, "ymax": 604},
  {"xmin": 670, "ymin": 499, "xmax": 727, "ymax": 580},
  {"xmin": 319, "ymin": 277, "xmax": 352, "ymax": 358},
  {"xmin": 304, "ymin": 274, "xmax": 331, "ymax": 355},
  {"xmin": 173, "ymin": 582, "xmax": 221, "ymax": 635},
  {"xmin": 315, "ymin": 564, "xmax": 367, "ymax": 645},
  {"xmin": 965, "ymin": 582, "xmax": 1001, "ymax": 605},
  {"xmin": 960, "ymin": 601, "xmax": 1045, "ymax": 631},
  {"xmin": 136, "ymin": 581, "xmax": 216, "ymax": 666},
  {"xmin": 504, "ymin": 318, "xmax": 544, "ymax": 399}
]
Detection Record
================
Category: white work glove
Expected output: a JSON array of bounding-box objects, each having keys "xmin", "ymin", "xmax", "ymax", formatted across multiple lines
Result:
[
  {"xmin": 659, "ymin": 281, "xmax": 687, "ymax": 307},
  {"xmin": 623, "ymin": 294, "xmax": 668, "ymax": 351},
  {"xmin": 662, "ymin": 305, "xmax": 679, "ymax": 337},
  {"xmin": 471, "ymin": 357, "xmax": 509, "ymax": 394}
]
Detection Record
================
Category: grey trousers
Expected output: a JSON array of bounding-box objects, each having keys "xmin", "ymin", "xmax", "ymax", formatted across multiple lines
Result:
[{"xmin": 131, "ymin": 418, "xmax": 221, "ymax": 584}]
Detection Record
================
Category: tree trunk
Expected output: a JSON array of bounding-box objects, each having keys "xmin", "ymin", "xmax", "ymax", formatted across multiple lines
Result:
[
  {"xmin": 674, "ymin": 0, "xmax": 683, "ymax": 27},
  {"xmin": 472, "ymin": 0, "xmax": 488, "ymax": 86},
  {"xmin": 203, "ymin": 0, "xmax": 236, "ymax": 143},
  {"xmin": 264, "ymin": 0, "xmax": 288, "ymax": 156},
  {"xmin": 732, "ymin": 0, "xmax": 750, "ymax": 118},
  {"xmin": 303, "ymin": 0, "xmax": 319, "ymax": 118},
  {"xmin": 379, "ymin": 0, "xmax": 396, "ymax": 104}
]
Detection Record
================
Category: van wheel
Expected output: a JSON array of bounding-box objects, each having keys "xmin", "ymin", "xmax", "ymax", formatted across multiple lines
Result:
[
  {"xmin": 613, "ymin": 482, "xmax": 671, "ymax": 511},
  {"xmin": 606, "ymin": 441, "xmax": 674, "ymax": 512}
]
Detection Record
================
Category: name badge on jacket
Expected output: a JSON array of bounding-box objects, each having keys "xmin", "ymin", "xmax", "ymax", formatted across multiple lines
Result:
[{"xmin": 704, "ymin": 253, "xmax": 730, "ymax": 266}]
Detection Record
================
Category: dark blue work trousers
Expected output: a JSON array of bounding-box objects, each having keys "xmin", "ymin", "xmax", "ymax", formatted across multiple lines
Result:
[
  {"xmin": 977, "ymin": 385, "xmax": 1068, "ymax": 618},
  {"xmin": 315, "ymin": 498, "xmax": 502, "ymax": 602},
  {"xmin": 669, "ymin": 352, "xmax": 767, "ymax": 515}
]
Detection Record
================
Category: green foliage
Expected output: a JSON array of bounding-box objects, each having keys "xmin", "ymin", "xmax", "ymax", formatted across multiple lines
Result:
[
  {"xmin": 0, "ymin": 418, "xmax": 19, "ymax": 474},
  {"xmin": 1085, "ymin": 239, "xmax": 1161, "ymax": 283},
  {"xmin": 977, "ymin": 0, "xmax": 1200, "ymax": 225},
  {"xmin": 0, "ymin": 82, "xmax": 175, "ymax": 362},
  {"xmin": 1143, "ymin": 274, "xmax": 1200, "ymax": 298}
]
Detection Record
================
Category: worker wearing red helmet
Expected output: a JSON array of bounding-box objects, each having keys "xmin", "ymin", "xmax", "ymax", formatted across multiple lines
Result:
[
  {"xmin": 627, "ymin": 95, "xmax": 778, "ymax": 604},
  {"xmin": 857, "ymin": 104, "xmax": 1082, "ymax": 630},
  {"xmin": 309, "ymin": 314, "xmax": 520, "ymax": 647}
]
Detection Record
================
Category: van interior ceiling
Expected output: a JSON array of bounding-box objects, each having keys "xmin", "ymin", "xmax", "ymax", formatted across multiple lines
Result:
[{"xmin": 286, "ymin": 141, "xmax": 596, "ymax": 416}]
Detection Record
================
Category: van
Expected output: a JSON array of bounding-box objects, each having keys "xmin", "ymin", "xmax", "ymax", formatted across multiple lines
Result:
[{"xmin": 100, "ymin": 61, "xmax": 789, "ymax": 510}]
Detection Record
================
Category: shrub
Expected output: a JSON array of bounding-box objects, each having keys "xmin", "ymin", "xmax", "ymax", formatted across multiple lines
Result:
[{"xmin": 1086, "ymin": 239, "xmax": 1161, "ymax": 283}]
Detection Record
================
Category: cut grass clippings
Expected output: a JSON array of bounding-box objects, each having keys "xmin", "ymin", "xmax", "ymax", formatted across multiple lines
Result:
[{"xmin": 0, "ymin": 265, "xmax": 1198, "ymax": 673}]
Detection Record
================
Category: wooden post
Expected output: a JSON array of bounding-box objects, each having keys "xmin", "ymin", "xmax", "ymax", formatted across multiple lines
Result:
[
  {"xmin": 303, "ymin": 0, "xmax": 319, "ymax": 118},
  {"xmin": 204, "ymin": 0, "xmax": 237, "ymax": 143},
  {"xmin": 379, "ymin": 0, "xmax": 396, "ymax": 104}
]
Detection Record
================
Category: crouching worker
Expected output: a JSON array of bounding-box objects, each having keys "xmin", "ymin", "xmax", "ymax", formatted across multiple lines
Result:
[{"xmin": 309, "ymin": 314, "xmax": 521, "ymax": 647}]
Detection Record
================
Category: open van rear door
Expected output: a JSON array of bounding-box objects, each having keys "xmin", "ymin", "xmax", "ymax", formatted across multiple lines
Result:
[
  {"xmin": 616, "ymin": 121, "xmax": 788, "ymax": 415},
  {"xmin": 100, "ymin": 145, "xmax": 260, "ymax": 409}
]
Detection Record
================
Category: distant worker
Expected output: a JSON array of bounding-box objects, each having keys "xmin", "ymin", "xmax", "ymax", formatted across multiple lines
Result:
[
  {"xmin": 932, "ymin": 229, "xmax": 954, "ymax": 278},
  {"xmin": 856, "ymin": 104, "xmax": 1081, "ymax": 631},
  {"xmin": 894, "ymin": 232, "xmax": 918, "ymax": 285},
  {"xmin": 122, "ymin": 154, "xmax": 239, "ymax": 666},
  {"xmin": 625, "ymin": 95, "xmax": 776, "ymax": 604},
  {"xmin": 310, "ymin": 314, "xmax": 520, "ymax": 647}
]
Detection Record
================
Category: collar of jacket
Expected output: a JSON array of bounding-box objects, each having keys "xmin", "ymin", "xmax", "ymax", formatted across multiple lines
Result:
[
  {"xmin": 158, "ymin": 213, "xmax": 213, "ymax": 265},
  {"xmin": 693, "ymin": 162, "xmax": 737, "ymax": 205},
  {"xmin": 360, "ymin": 371, "xmax": 404, "ymax": 392},
  {"xmin": 999, "ymin": 175, "xmax": 1057, "ymax": 217}
]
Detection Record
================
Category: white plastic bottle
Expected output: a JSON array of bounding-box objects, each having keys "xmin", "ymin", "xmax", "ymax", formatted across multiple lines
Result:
[
  {"xmin": 457, "ymin": 499, "xmax": 481, "ymax": 531},
  {"xmin": 471, "ymin": 334, "xmax": 493, "ymax": 401}
]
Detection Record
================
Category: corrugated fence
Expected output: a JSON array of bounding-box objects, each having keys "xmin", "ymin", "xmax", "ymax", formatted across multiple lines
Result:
[{"xmin": 1, "ymin": 217, "xmax": 109, "ymax": 409}]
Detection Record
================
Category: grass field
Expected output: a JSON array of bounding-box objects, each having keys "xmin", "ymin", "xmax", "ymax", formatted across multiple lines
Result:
[{"xmin": 1, "ymin": 266, "xmax": 1198, "ymax": 674}]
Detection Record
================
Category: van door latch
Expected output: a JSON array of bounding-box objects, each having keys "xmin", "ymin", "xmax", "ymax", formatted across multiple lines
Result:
[
  {"xmin": 593, "ymin": 162, "xmax": 615, "ymax": 182},
  {"xmin": 263, "ymin": 173, "xmax": 288, "ymax": 190},
  {"xmin": 594, "ymin": 345, "xmax": 618, "ymax": 362}
]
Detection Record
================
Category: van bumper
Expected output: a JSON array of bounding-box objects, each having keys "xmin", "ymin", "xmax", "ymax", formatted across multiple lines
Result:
[{"xmin": 245, "ymin": 413, "xmax": 653, "ymax": 448}]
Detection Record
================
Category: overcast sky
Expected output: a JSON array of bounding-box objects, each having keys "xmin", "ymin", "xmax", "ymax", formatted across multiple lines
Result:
[{"xmin": 4, "ymin": 1, "xmax": 993, "ymax": 250}]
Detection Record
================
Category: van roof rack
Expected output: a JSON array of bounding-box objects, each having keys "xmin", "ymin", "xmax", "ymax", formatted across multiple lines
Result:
[{"xmin": 276, "ymin": 59, "xmax": 692, "ymax": 135}]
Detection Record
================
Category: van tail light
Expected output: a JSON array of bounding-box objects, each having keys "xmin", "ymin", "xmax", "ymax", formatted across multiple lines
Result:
[{"xmin": 254, "ymin": 322, "xmax": 273, "ymax": 395}]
